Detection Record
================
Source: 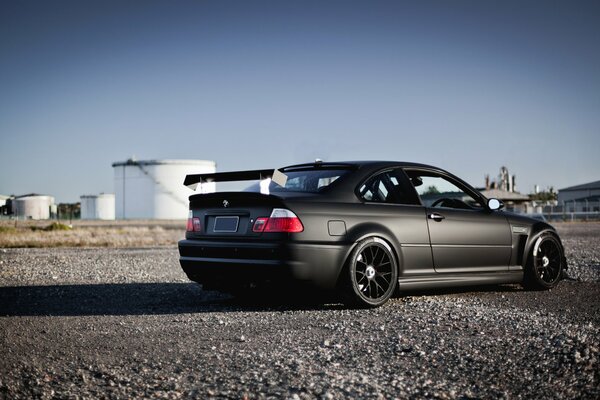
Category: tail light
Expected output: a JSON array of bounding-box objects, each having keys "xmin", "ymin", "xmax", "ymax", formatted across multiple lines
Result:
[
  {"xmin": 252, "ymin": 208, "xmax": 304, "ymax": 233},
  {"xmin": 252, "ymin": 217, "xmax": 269, "ymax": 232},
  {"xmin": 186, "ymin": 211, "xmax": 201, "ymax": 232}
]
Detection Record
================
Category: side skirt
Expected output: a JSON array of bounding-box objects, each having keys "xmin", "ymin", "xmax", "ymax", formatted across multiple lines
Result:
[{"xmin": 398, "ymin": 270, "xmax": 523, "ymax": 291}]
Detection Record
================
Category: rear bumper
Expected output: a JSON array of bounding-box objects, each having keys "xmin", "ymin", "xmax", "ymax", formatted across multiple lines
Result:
[{"xmin": 178, "ymin": 239, "xmax": 350, "ymax": 290}]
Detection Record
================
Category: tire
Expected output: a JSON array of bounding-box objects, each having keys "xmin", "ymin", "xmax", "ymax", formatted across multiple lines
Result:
[
  {"xmin": 344, "ymin": 237, "xmax": 398, "ymax": 307},
  {"xmin": 523, "ymin": 232, "xmax": 564, "ymax": 290}
]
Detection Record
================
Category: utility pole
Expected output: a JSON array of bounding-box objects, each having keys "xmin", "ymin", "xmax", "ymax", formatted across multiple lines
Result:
[{"xmin": 122, "ymin": 165, "xmax": 125, "ymax": 219}]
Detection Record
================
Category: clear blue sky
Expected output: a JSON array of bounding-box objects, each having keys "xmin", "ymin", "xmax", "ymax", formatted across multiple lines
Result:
[{"xmin": 1, "ymin": 1, "xmax": 599, "ymax": 202}]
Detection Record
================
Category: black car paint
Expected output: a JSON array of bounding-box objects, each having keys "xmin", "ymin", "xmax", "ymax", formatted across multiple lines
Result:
[{"xmin": 178, "ymin": 161, "xmax": 566, "ymax": 294}]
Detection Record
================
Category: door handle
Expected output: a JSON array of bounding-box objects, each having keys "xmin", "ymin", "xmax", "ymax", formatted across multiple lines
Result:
[{"xmin": 428, "ymin": 213, "xmax": 445, "ymax": 221}]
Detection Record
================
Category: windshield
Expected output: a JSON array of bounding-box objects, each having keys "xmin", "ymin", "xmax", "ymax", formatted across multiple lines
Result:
[{"xmin": 245, "ymin": 169, "xmax": 350, "ymax": 193}]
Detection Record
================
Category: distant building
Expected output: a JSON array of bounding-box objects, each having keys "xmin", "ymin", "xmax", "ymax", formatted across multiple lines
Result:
[
  {"xmin": 112, "ymin": 158, "xmax": 216, "ymax": 219},
  {"xmin": 558, "ymin": 180, "xmax": 600, "ymax": 202},
  {"xmin": 558, "ymin": 180, "xmax": 600, "ymax": 212},
  {"xmin": 485, "ymin": 166, "xmax": 517, "ymax": 193},
  {"xmin": 479, "ymin": 189, "xmax": 530, "ymax": 212},
  {"xmin": 11, "ymin": 194, "xmax": 56, "ymax": 220},
  {"xmin": 0, "ymin": 195, "xmax": 11, "ymax": 216},
  {"xmin": 481, "ymin": 166, "xmax": 529, "ymax": 212},
  {"xmin": 80, "ymin": 194, "xmax": 116, "ymax": 220},
  {"xmin": 480, "ymin": 189, "xmax": 530, "ymax": 202}
]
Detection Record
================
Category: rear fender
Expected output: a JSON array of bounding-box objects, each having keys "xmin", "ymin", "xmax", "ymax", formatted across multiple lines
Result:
[{"xmin": 336, "ymin": 222, "xmax": 402, "ymax": 283}]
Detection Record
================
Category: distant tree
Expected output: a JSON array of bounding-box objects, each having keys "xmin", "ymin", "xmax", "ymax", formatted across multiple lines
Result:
[
  {"xmin": 423, "ymin": 186, "xmax": 440, "ymax": 195},
  {"xmin": 529, "ymin": 188, "xmax": 557, "ymax": 201},
  {"xmin": 58, "ymin": 203, "xmax": 81, "ymax": 220}
]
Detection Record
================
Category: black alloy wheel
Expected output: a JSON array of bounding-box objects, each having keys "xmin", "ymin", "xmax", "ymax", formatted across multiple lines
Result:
[
  {"xmin": 524, "ymin": 233, "xmax": 564, "ymax": 290},
  {"xmin": 347, "ymin": 237, "xmax": 398, "ymax": 307}
]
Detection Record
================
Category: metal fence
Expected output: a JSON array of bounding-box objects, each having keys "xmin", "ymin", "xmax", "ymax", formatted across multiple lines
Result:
[{"xmin": 515, "ymin": 199, "xmax": 600, "ymax": 222}]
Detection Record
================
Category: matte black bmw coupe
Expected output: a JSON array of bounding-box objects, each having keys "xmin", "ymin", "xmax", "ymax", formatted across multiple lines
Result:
[{"xmin": 178, "ymin": 161, "xmax": 566, "ymax": 307}]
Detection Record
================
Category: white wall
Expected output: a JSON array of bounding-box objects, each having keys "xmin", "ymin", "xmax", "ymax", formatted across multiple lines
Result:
[
  {"xmin": 13, "ymin": 196, "xmax": 54, "ymax": 220},
  {"xmin": 81, "ymin": 194, "xmax": 115, "ymax": 220},
  {"xmin": 114, "ymin": 160, "xmax": 215, "ymax": 219},
  {"xmin": 114, "ymin": 165, "xmax": 154, "ymax": 219}
]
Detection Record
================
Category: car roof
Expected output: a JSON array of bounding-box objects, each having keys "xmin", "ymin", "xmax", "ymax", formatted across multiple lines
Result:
[
  {"xmin": 277, "ymin": 161, "xmax": 448, "ymax": 201},
  {"xmin": 282, "ymin": 160, "xmax": 439, "ymax": 171},
  {"xmin": 278, "ymin": 160, "xmax": 486, "ymax": 204}
]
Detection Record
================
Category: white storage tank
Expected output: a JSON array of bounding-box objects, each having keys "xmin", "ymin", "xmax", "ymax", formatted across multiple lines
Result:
[
  {"xmin": 112, "ymin": 159, "xmax": 216, "ymax": 219},
  {"xmin": 80, "ymin": 194, "xmax": 116, "ymax": 220},
  {"xmin": 13, "ymin": 195, "xmax": 55, "ymax": 220}
]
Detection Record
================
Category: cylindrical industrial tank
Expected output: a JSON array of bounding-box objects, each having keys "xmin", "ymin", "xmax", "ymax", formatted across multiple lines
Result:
[
  {"xmin": 13, "ymin": 195, "xmax": 55, "ymax": 220},
  {"xmin": 80, "ymin": 194, "xmax": 116, "ymax": 220},
  {"xmin": 112, "ymin": 159, "xmax": 216, "ymax": 219}
]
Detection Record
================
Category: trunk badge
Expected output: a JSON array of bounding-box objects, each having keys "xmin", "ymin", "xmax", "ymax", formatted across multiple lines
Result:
[{"xmin": 223, "ymin": 200, "xmax": 229, "ymax": 208}]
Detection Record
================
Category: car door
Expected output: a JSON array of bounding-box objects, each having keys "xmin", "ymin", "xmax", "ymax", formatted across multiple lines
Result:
[
  {"xmin": 356, "ymin": 168, "xmax": 435, "ymax": 276},
  {"xmin": 405, "ymin": 168, "xmax": 512, "ymax": 273}
]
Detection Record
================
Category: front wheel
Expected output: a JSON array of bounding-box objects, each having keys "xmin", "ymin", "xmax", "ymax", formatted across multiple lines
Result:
[
  {"xmin": 523, "ymin": 232, "xmax": 564, "ymax": 290},
  {"xmin": 345, "ymin": 237, "xmax": 398, "ymax": 307}
]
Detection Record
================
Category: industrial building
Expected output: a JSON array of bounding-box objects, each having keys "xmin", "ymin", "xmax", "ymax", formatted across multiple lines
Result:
[
  {"xmin": 479, "ymin": 188, "xmax": 530, "ymax": 212},
  {"xmin": 80, "ymin": 193, "xmax": 116, "ymax": 220},
  {"xmin": 480, "ymin": 166, "xmax": 530, "ymax": 212},
  {"xmin": 0, "ymin": 195, "xmax": 11, "ymax": 216},
  {"xmin": 9, "ymin": 194, "xmax": 56, "ymax": 220},
  {"xmin": 558, "ymin": 180, "xmax": 600, "ymax": 203},
  {"xmin": 112, "ymin": 159, "xmax": 216, "ymax": 219},
  {"xmin": 558, "ymin": 180, "xmax": 600, "ymax": 213}
]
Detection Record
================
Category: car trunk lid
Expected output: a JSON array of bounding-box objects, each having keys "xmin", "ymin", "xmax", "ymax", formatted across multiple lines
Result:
[{"xmin": 186, "ymin": 192, "xmax": 289, "ymax": 239}]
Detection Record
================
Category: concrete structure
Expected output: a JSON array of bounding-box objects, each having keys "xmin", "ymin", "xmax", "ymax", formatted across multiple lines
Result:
[
  {"xmin": 12, "ymin": 194, "xmax": 55, "ymax": 220},
  {"xmin": 485, "ymin": 166, "xmax": 517, "ymax": 193},
  {"xmin": 112, "ymin": 159, "xmax": 216, "ymax": 219},
  {"xmin": 80, "ymin": 193, "xmax": 116, "ymax": 220},
  {"xmin": 481, "ymin": 166, "xmax": 531, "ymax": 213}
]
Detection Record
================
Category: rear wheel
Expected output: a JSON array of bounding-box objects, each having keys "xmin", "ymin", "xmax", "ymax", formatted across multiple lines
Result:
[
  {"xmin": 523, "ymin": 232, "xmax": 564, "ymax": 290},
  {"xmin": 345, "ymin": 237, "xmax": 398, "ymax": 307}
]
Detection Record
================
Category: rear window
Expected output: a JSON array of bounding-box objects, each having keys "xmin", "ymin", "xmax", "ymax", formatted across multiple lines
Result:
[{"xmin": 246, "ymin": 169, "xmax": 350, "ymax": 193}]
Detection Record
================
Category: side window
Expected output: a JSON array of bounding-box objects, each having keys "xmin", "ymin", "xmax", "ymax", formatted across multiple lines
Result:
[
  {"xmin": 358, "ymin": 170, "xmax": 420, "ymax": 205},
  {"xmin": 406, "ymin": 171, "xmax": 483, "ymax": 210},
  {"xmin": 359, "ymin": 177, "xmax": 390, "ymax": 202}
]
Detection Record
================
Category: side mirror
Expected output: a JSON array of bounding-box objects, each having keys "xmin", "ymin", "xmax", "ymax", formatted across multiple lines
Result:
[
  {"xmin": 411, "ymin": 177, "xmax": 423, "ymax": 187},
  {"xmin": 487, "ymin": 198, "xmax": 504, "ymax": 211}
]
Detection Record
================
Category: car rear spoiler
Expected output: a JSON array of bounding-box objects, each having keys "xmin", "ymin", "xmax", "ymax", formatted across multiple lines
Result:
[{"xmin": 184, "ymin": 169, "xmax": 288, "ymax": 191}]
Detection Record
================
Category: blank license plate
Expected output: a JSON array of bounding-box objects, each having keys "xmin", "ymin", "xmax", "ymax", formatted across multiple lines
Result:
[{"xmin": 214, "ymin": 216, "xmax": 239, "ymax": 232}]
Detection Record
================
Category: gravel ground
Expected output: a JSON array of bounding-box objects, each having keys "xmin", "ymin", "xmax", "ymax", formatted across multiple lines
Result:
[{"xmin": 0, "ymin": 223, "xmax": 598, "ymax": 399}]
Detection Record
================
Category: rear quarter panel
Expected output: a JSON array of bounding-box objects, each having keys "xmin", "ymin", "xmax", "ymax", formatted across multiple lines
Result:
[{"xmin": 283, "ymin": 200, "xmax": 434, "ymax": 278}]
